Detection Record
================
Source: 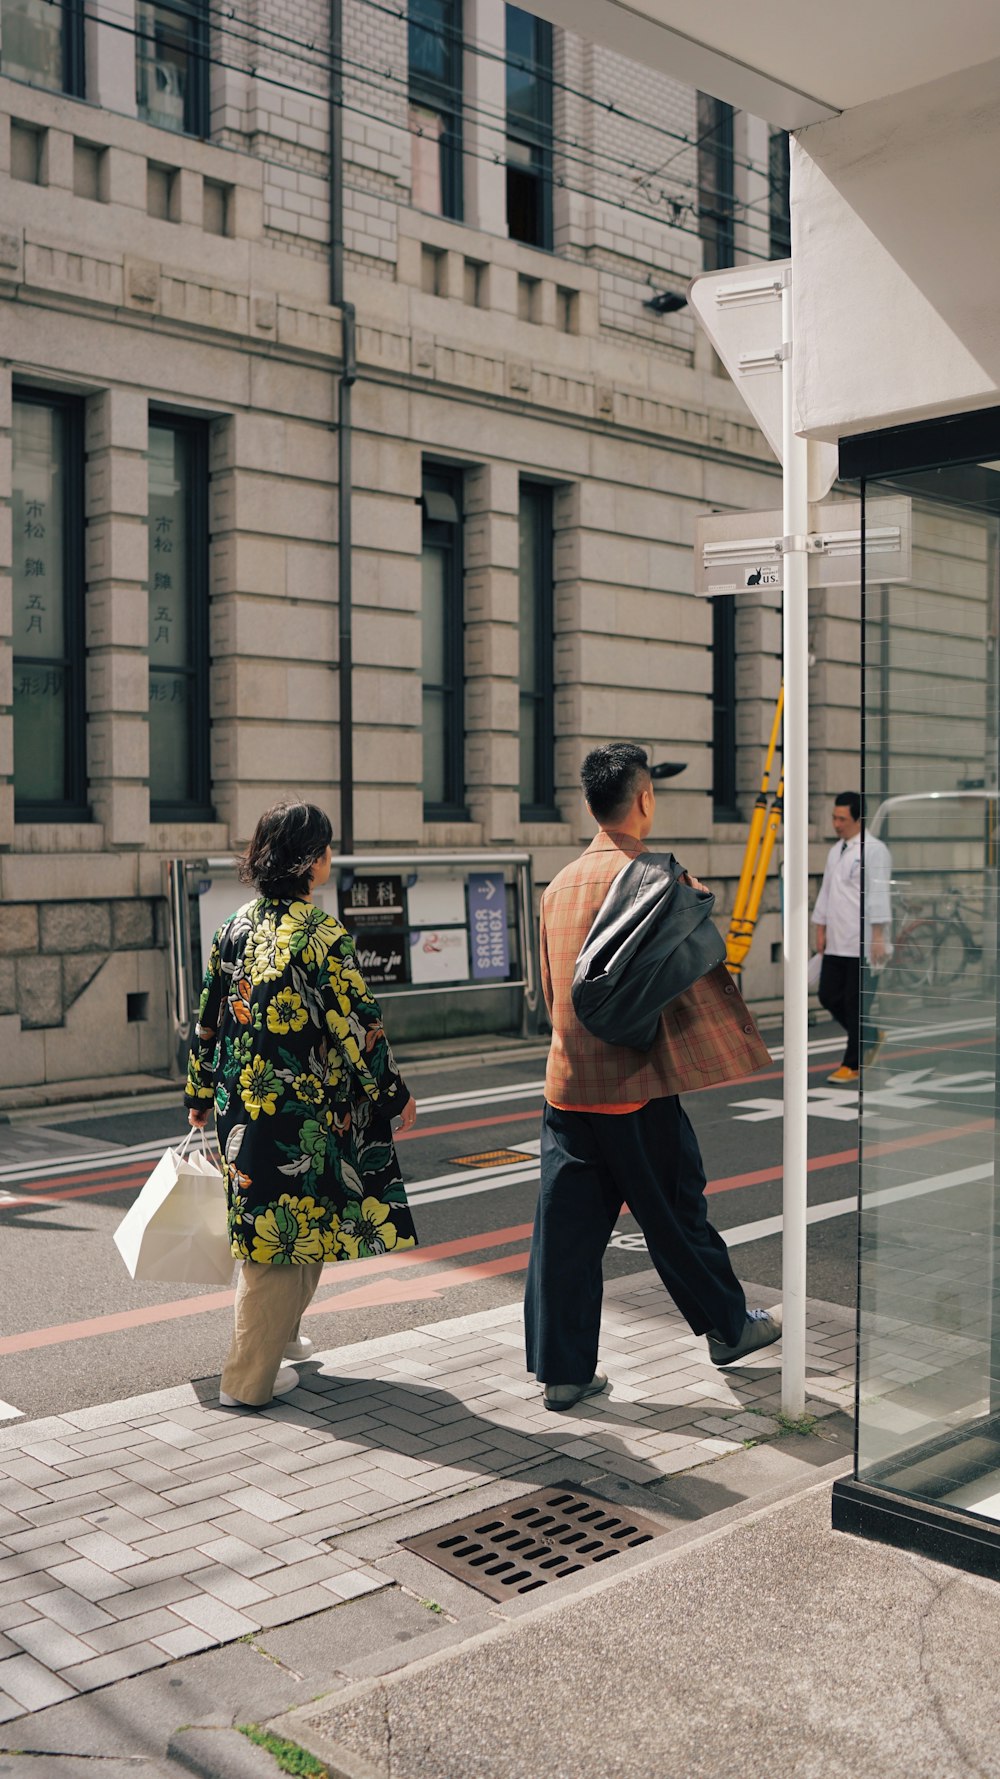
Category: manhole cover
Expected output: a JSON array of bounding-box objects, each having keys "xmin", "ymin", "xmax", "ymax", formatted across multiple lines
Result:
[{"xmin": 402, "ymin": 1486, "xmax": 665, "ymax": 1600}]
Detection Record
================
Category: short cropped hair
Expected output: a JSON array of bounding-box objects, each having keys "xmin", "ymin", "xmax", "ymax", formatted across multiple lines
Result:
[
  {"xmin": 834, "ymin": 790, "xmax": 861, "ymax": 821},
  {"xmin": 580, "ymin": 743, "xmax": 650, "ymax": 823},
  {"xmin": 239, "ymin": 802, "xmax": 333, "ymax": 900}
]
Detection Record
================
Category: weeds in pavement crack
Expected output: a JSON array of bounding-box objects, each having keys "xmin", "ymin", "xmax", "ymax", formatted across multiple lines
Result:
[{"xmin": 238, "ymin": 1724, "xmax": 329, "ymax": 1776}]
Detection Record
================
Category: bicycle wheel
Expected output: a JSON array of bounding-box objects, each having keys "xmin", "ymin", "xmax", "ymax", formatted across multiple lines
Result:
[
  {"xmin": 891, "ymin": 919, "xmax": 936, "ymax": 990},
  {"xmin": 930, "ymin": 920, "xmax": 971, "ymax": 988}
]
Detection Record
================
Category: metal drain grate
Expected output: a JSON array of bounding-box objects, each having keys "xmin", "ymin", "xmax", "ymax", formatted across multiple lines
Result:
[{"xmin": 402, "ymin": 1486, "xmax": 665, "ymax": 1600}]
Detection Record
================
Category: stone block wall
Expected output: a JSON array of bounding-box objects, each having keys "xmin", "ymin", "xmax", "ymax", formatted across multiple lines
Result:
[{"xmin": 0, "ymin": 6, "xmax": 843, "ymax": 1092}]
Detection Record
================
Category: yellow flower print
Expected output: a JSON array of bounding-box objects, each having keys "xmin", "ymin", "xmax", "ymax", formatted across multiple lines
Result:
[
  {"xmin": 266, "ymin": 988, "xmax": 308, "ymax": 1035},
  {"xmin": 277, "ymin": 902, "xmax": 338, "ymax": 970},
  {"xmin": 248, "ymin": 913, "xmax": 290, "ymax": 985},
  {"xmin": 326, "ymin": 954, "xmax": 370, "ymax": 1015},
  {"xmin": 239, "ymin": 1055, "xmax": 279, "ymax": 1120},
  {"xmin": 250, "ymin": 1194, "xmax": 328, "ymax": 1264},
  {"xmin": 292, "ymin": 1072, "xmax": 325, "ymax": 1108},
  {"xmin": 337, "ymin": 1196, "xmax": 414, "ymax": 1260},
  {"xmin": 326, "ymin": 1007, "xmax": 363, "ymax": 1068}
]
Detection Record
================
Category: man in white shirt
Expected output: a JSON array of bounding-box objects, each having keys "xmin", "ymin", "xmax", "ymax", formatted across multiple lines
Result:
[{"xmin": 812, "ymin": 791, "xmax": 892, "ymax": 1084}]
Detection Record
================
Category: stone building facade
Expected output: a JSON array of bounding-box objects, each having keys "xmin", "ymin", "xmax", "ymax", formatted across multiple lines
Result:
[{"xmin": 0, "ymin": 0, "xmax": 856, "ymax": 1090}]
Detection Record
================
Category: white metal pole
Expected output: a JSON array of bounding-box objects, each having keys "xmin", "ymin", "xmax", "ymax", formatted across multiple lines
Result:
[{"xmin": 781, "ymin": 276, "xmax": 809, "ymax": 1418}]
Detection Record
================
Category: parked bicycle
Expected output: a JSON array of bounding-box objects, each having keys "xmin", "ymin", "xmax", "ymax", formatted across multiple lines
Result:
[{"xmin": 887, "ymin": 884, "xmax": 981, "ymax": 992}]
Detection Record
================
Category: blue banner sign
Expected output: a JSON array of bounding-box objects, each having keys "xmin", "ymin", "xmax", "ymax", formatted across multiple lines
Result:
[{"xmin": 468, "ymin": 872, "xmax": 510, "ymax": 981}]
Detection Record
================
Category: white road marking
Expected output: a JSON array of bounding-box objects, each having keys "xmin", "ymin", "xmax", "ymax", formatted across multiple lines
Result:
[
  {"xmin": 607, "ymin": 1159, "xmax": 994, "ymax": 1254},
  {"xmin": 0, "ymin": 1400, "xmax": 23, "ymax": 1423},
  {"xmin": 731, "ymin": 1065, "xmax": 995, "ymax": 1123},
  {"xmin": 0, "ymin": 1012, "xmax": 991, "ymax": 1189}
]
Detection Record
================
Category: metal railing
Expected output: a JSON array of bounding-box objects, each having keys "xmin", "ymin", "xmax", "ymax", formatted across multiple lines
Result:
[{"xmin": 164, "ymin": 850, "xmax": 539, "ymax": 1060}]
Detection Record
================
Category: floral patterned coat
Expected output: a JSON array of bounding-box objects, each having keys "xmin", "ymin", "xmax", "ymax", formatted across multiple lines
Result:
[{"xmin": 184, "ymin": 897, "xmax": 417, "ymax": 1266}]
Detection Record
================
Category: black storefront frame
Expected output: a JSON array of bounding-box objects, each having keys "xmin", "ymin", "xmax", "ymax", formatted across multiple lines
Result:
[
  {"xmin": 518, "ymin": 481, "xmax": 556, "ymax": 822},
  {"xmin": 421, "ymin": 467, "xmax": 467, "ymax": 823},
  {"xmin": 148, "ymin": 413, "xmax": 213, "ymax": 823},
  {"xmin": 12, "ymin": 388, "xmax": 88, "ymax": 825},
  {"xmin": 832, "ymin": 400, "xmax": 1000, "ymax": 1581}
]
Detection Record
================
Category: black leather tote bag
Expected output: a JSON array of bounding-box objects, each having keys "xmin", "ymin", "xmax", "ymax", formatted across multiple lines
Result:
[{"xmin": 571, "ymin": 852, "xmax": 726, "ymax": 1051}]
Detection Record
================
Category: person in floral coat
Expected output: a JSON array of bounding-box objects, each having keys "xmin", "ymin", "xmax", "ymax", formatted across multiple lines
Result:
[{"xmin": 185, "ymin": 802, "xmax": 417, "ymax": 1408}]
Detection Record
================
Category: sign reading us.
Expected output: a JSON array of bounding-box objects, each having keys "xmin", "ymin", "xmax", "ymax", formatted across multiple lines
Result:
[{"xmin": 467, "ymin": 873, "xmax": 510, "ymax": 982}]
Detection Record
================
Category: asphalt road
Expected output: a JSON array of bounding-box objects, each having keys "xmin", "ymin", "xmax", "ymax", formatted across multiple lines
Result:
[{"xmin": 1, "ymin": 1003, "xmax": 991, "ymax": 1424}]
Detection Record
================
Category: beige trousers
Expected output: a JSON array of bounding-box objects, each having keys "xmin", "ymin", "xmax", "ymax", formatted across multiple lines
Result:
[{"xmin": 221, "ymin": 1260, "xmax": 324, "ymax": 1406}]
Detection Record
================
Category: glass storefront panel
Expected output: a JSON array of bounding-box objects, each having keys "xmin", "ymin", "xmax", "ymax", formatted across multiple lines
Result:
[{"xmin": 858, "ymin": 464, "xmax": 1000, "ymax": 1526}]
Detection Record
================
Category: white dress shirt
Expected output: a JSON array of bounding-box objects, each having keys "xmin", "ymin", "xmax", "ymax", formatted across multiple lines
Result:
[{"xmin": 812, "ymin": 831, "xmax": 892, "ymax": 959}]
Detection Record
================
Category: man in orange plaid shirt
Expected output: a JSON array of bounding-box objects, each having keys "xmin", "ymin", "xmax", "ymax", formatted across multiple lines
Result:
[{"xmin": 525, "ymin": 743, "xmax": 782, "ymax": 1410}]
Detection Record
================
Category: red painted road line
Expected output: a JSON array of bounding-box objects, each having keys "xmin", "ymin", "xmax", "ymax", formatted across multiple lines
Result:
[
  {"xmin": 304, "ymin": 1250, "xmax": 530, "ymax": 1312},
  {"xmin": 396, "ymin": 1109, "xmax": 539, "ymax": 1142},
  {"xmin": 4, "ymin": 1115, "xmax": 992, "ymax": 1356},
  {"xmin": 705, "ymin": 1115, "xmax": 993, "ymax": 1194},
  {"xmin": 0, "ymin": 1223, "xmax": 536, "ymax": 1355},
  {"xmin": 2, "ymin": 1109, "xmax": 545, "ymax": 1200},
  {"xmin": 6, "ymin": 1028, "xmax": 991, "ymax": 1200}
]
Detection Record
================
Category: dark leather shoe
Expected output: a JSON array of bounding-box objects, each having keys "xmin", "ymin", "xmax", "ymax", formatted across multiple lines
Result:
[
  {"xmin": 707, "ymin": 1309, "xmax": 782, "ymax": 1367},
  {"xmin": 543, "ymin": 1370, "xmax": 609, "ymax": 1411}
]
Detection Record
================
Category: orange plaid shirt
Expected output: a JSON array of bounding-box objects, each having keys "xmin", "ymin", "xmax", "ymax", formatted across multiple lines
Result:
[{"xmin": 540, "ymin": 829, "xmax": 772, "ymax": 1107}]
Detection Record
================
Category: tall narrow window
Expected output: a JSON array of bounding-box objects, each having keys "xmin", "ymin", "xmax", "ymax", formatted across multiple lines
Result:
[
  {"xmin": 769, "ymin": 129, "xmax": 791, "ymax": 259},
  {"xmin": 711, "ymin": 596, "xmax": 738, "ymax": 821},
  {"xmin": 148, "ymin": 417, "xmax": 212, "ymax": 818},
  {"xmin": 518, "ymin": 483, "xmax": 555, "ymax": 818},
  {"xmin": 505, "ymin": 6, "xmax": 552, "ymax": 250},
  {"xmin": 408, "ymin": 0, "xmax": 463, "ymax": 219},
  {"xmin": 136, "ymin": 0, "xmax": 208, "ymax": 136},
  {"xmin": 1, "ymin": 0, "xmax": 84, "ymax": 95},
  {"xmin": 697, "ymin": 93, "xmax": 735, "ymax": 270},
  {"xmin": 12, "ymin": 393, "xmax": 86, "ymax": 819},
  {"xmin": 421, "ymin": 470, "xmax": 465, "ymax": 819}
]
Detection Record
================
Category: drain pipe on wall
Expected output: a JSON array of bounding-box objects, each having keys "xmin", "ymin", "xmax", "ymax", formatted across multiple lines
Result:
[{"xmin": 330, "ymin": 0, "xmax": 356, "ymax": 853}]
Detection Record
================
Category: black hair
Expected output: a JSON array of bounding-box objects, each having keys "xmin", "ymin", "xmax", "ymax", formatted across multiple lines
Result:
[
  {"xmin": 580, "ymin": 743, "xmax": 651, "ymax": 823},
  {"xmin": 834, "ymin": 791, "xmax": 861, "ymax": 821},
  {"xmin": 239, "ymin": 802, "xmax": 333, "ymax": 900}
]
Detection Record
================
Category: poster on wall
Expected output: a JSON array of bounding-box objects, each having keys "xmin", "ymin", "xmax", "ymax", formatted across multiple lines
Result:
[
  {"xmin": 340, "ymin": 875, "xmax": 406, "ymax": 930},
  {"xmin": 468, "ymin": 872, "xmax": 511, "ymax": 982},
  {"xmin": 349, "ymin": 930, "xmax": 409, "ymax": 987},
  {"xmin": 409, "ymin": 927, "xmax": 471, "ymax": 986},
  {"xmin": 406, "ymin": 873, "xmax": 467, "ymax": 928}
]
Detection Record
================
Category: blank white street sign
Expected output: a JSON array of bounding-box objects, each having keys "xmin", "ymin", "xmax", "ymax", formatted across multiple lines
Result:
[
  {"xmin": 688, "ymin": 262, "xmax": 839, "ymax": 503},
  {"xmin": 694, "ymin": 495, "xmax": 912, "ymax": 596}
]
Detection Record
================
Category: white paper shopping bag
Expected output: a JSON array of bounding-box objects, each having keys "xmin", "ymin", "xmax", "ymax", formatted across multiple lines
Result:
[{"xmin": 114, "ymin": 1130, "xmax": 234, "ymax": 1285}]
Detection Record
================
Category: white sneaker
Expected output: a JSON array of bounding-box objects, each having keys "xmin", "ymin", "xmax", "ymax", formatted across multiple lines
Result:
[
  {"xmin": 219, "ymin": 1366, "xmax": 300, "ymax": 1409},
  {"xmin": 283, "ymin": 1335, "xmax": 314, "ymax": 1361}
]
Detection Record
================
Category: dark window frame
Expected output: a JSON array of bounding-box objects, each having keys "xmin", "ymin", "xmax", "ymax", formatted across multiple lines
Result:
[
  {"xmin": 421, "ymin": 467, "xmax": 467, "ymax": 823},
  {"xmin": 505, "ymin": 5, "xmax": 553, "ymax": 251},
  {"xmin": 148, "ymin": 412, "xmax": 213, "ymax": 823},
  {"xmin": 697, "ymin": 92, "xmax": 735, "ymax": 271},
  {"xmin": 711, "ymin": 595, "xmax": 739, "ymax": 822},
  {"xmin": 136, "ymin": 0, "xmax": 210, "ymax": 139},
  {"xmin": 518, "ymin": 481, "xmax": 556, "ymax": 821},
  {"xmin": 12, "ymin": 387, "xmax": 88, "ymax": 825},
  {"xmin": 408, "ymin": 0, "xmax": 464, "ymax": 221},
  {"xmin": 769, "ymin": 129, "xmax": 791, "ymax": 260},
  {"xmin": 64, "ymin": 0, "xmax": 85, "ymax": 96},
  {"xmin": 0, "ymin": 0, "xmax": 85, "ymax": 96}
]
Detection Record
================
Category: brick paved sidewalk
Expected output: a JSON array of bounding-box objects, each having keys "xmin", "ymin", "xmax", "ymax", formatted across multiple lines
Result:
[{"xmin": 0, "ymin": 1271, "xmax": 855, "ymax": 1724}]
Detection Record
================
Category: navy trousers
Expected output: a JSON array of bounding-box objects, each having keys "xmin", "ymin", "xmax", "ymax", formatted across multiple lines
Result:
[
  {"xmin": 524, "ymin": 1097, "xmax": 747, "ymax": 1385},
  {"xmin": 818, "ymin": 953, "xmax": 878, "ymax": 1069}
]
